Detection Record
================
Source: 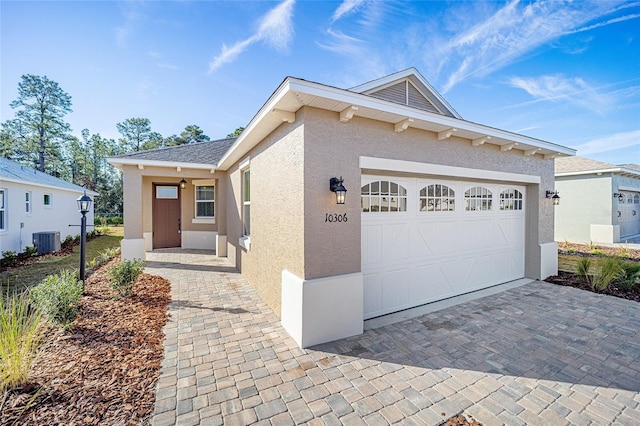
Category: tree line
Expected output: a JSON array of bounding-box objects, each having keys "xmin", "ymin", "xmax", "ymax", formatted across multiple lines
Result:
[{"xmin": 0, "ymin": 75, "xmax": 239, "ymax": 216}]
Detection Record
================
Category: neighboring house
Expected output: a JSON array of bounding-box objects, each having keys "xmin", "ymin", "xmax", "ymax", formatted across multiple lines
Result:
[
  {"xmin": 108, "ymin": 68, "xmax": 575, "ymax": 348},
  {"xmin": 0, "ymin": 156, "xmax": 98, "ymax": 256},
  {"xmin": 555, "ymin": 156, "xmax": 640, "ymax": 244}
]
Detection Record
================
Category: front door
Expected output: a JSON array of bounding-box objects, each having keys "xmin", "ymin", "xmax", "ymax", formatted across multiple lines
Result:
[{"xmin": 153, "ymin": 184, "xmax": 181, "ymax": 249}]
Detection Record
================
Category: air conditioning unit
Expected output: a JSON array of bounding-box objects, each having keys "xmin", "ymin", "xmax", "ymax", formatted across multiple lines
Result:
[{"xmin": 33, "ymin": 231, "xmax": 61, "ymax": 255}]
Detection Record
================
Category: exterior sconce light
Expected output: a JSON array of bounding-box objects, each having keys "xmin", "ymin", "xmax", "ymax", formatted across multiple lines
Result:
[
  {"xmin": 546, "ymin": 190, "xmax": 560, "ymax": 206},
  {"xmin": 179, "ymin": 179, "xmax": 187, "ymax": 189},
  {"xmin": 330, "ymin": 176, "xmax": 347, "ymax": 205},
  {"xmin": 613, "ymin": 193, "xmax": 624, "ymax": 202},
  {"xmin": 76, "ymin": 190, "xmax": 93, "ymax": 285}
]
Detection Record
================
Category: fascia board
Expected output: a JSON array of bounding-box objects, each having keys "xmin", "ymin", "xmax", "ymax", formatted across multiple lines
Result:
[
  {"xmin": 0, "ymin": 177, "xmax": 99, "ymax": 196},
  {"xmin": 287, "ymin": 79, "xmax": 576, "ymax": 156},
  {"xmin": 556, "ymin": 168, "xmax": 640, "ymax": 178},
  {"xmin": 107, "ymin": 157, "xmax": 216, "ymax": 171}
]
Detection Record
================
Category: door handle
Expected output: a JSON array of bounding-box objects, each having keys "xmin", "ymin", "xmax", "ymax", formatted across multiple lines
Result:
[{"xmin": 178, "ymin": 218, "xmax": 181, "ymax": 234}]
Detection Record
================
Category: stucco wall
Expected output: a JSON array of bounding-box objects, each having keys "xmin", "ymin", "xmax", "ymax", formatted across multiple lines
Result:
[
  {"xmin": 554, "ymin": 174, "xmax": 613, "ymax": 243},
  {"xmin": 226, "ymin": 122, "xmax": 306, "ymax": 315},
  {"xmin": 0, "ymin": 181, "xmax": 95, "ymax": 254},
  {"xmin": 302, "ymin": 106, "xmax": 555, "ymax": 280}
]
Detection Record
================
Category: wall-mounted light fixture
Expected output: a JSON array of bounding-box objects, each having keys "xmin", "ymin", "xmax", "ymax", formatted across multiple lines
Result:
[
  {"xmin": 330, "ymin": 176, "xmax": 347, "ymax": 205},
  {"xmin": 179, "ymin": 179, "xmax": 187, "ymax": 190},
  {"xmin": 613, "ymin": 193, "xmax": 624, "ymax": 202},
  {"xmin": 546, "ymin": 190, "xmax": 560, "ymax": 206}
]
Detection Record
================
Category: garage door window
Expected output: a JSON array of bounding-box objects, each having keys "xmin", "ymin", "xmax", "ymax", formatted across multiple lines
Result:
[
  {"xmin": 500, "ymin": 189, "xmax": 523, "ymax": 211},
  {"xmin": 361, "ymin": 180, "xmax": 407, "ymax": 212},
  {"xmin": 465, "ymin": 186, "xmax": 492, "ymax": 211},
  {"xmin": 419, "ymin": 184, "xmax": 455, "ymax": 212},
  {"xmin": 634, "ymin": 194, "xmax": 639, "ymax": 204}
]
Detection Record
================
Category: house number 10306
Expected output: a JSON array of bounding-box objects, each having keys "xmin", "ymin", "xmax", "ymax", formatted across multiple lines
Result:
[{"xmin": 325, "ymin": 213, "xmax": 347, "ymax": 223}]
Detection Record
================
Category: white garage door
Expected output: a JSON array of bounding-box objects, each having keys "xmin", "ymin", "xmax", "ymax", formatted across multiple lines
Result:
[
  {"xmin": 619, "ymin": 192, "xmax": 640, "ymax": 238},
  {"xmin": 361, "ymin": 175, "xmax": 526, "ymax": 319}
]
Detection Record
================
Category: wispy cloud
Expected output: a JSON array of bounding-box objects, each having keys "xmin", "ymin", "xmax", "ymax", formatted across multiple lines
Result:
[
  {"xmin": 573, "ymin": 130, "xmax": 640, "ymax": 156},
  {"xmin": 509, "ymin": 74, "xmax": 612, "ymax": 112},
  {"xmin": 332, "ymin": 0, "xmax": 367, "ymax": 23},
  {"xmin": 148, "ymin": 51, "xmax": 179, "ymax": 70},
  {"xmin": 437, "ymin": 0, "xmax": 639, "ymax": 92},
  {"xmin": 115, "ymin": 1, "xmax": 145, "ymax": 46},
  {"xmin": 208, "ymin": 0, "xmax": 295, "ymax": 73}
]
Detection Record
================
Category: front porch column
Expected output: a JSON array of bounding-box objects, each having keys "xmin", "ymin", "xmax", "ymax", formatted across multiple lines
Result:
[{"xmin": 121, "ymin": 167, "xmax": 145, "ymax": 260}]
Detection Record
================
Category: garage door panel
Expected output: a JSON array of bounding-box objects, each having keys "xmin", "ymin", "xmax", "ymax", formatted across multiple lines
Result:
[{"xmin": 362, "ymin": 176, "xmax": 526, "ymax": 319}]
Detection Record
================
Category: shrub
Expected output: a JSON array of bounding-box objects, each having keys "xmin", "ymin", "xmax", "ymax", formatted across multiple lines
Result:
[
  {"xmin": 0, "ymin": 291, "xmax": 45, "ymax": 391},
  {"xmin": 1, "ymin": 251, "xmax": 19, "ymax": 268},
  {"xmin": 108, "ymin": 259, "xmax": 145, "ymax": 298},
  {"xmin": 618, "ymin": 261, "xmax": 640, "ymax": 289},
  {"xmin": 22, "ymin": 246, "xmax": 38, "ymax": 258},
  {"xmin": 61, "ymin": 234, "xmax": 75, "ymax": 249},
  {"xmin": 591, "ymin": 257, "xmax": 623, "ymax": 292},
  {"xmin": 576, "ymin": 258, "xmax": 592, "ymax": 285},
  {"xmin": 31, "ymin": 270, "xmax": 83, "ymax": 326}
]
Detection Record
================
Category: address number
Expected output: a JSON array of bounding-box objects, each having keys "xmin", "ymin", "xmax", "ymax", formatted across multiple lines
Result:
[{"xmin": 325, "ymin": 213, "xmax": 347, "ymax": 223}]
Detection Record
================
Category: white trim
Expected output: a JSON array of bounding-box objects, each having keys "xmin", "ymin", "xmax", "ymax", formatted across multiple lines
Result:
[
  {"xmin": 239, "ymin": 235, "xmax": 251, "ymax": 251},
  {"xmin": 107, "ymin": 157, "xmax": 217, "ymax": 171},
  {"xmin": 216, "ymin": 235, "xmax": 227, "ymax": 257},
  {"xmin": 0, "ymin": 176, "xmax": 98, "ymax": 196},
  {"xmin": 556, "ymin": 168, "xmax": 640, "ymax": 178},
  {"xmin": 540, "ymin": 242, "xmax": 558, "ymax": 280},
  {"xmin": 239, "ymin": 156, "xmax": 251, "ymax": 171},
  {"xmin": 182, "ymin": 230, "xmax": 217, "ymax": 250},
  {"xmin": 191, "ymin": 218, "xmax": 215, "ymax": 224},
  {"xmin": 360, "ymin": 156, "xmax": 541, "ymax": 184},
  {"xmin": 618, "ymin": 186, "xmax": 640, "ymax": 192},
  {"xmin": 281, "ymin": 270, "xmax": 363, "ymax": 348}
]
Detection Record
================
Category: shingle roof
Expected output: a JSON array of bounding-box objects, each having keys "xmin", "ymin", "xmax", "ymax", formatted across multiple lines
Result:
[
  {"xmin": 0, "ymin": 156, "xmax": 94, "ymax": 193},
  {"xmin": 619, "ymin": 163, "xmax": 640, "ymax": 172},
  {"xmin": 555, "ymin": 156, "xmax": 616, "ymax": 173},
  {"xmin": 110, "ymin": 138, "xmax": 236, "ymax": 165}
]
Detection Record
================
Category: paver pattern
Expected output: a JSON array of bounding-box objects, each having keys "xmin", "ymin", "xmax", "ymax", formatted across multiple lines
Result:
[{"xmin": 147, "ymin": 250, "xmax": 640, "ymax": 425}]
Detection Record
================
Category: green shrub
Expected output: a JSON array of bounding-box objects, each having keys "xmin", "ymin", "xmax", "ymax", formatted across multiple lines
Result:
[
  {"xmin": 591, "ymin": 257, "xmax": 623, "ymax": 292},
  {"xmin": 108, "ymin": 259, "xmax": 145, "ymax": 298},
  {"xmin": 31, "ymin": 270, "xmax": 83, "ymax": 326},
  {"xmin": 618, "ymin": 261, "xmax": 640, "ymax": 289},
  {"xmin": 22, "ymin": 246, "xmax": 38, "ymax": 258},
  {"xmin": 1, "ymin": 251, "xmax": 19, "ymax": 268},
  {"xmin": 0, "ymin": 291, "xmax": 45, "ymax": 391},
  {"xmin": 576, "ymin": 258, "xmax": 592, "ymax": 285}
]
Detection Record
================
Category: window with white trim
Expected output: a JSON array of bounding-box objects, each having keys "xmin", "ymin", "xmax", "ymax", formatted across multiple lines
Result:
[
  {"xmin": 0, "ymin": 189, "xmax": 5, "ymax": 231},
  {"xmin": 361, "ymin": 180, "xmax": 407, "ymax": 212},
  {"xmin": 43, "ymin": 193, "xmax": 52, "ymax": 207},
  {"xmin": 627, "ymin": 194, "xmax": 634, "ymax": 204},
  {"xmin": 25, "ymin": 191, "xmax": 31, "ymax": 214},
  {"xmin": 634, "ymin": 194, "xmax": 639, "ymax": 204},
  {"xmin": 195, "ymin": 185, "xmax": 215, "ymax": 218},
  {"xmin": 500, "ymin": 189, "xmax": 523, "ymax": 211},
  {"xmin": 242, "ymin": 169, "xmax": 250, "ymax": 237},
  {"xmin": 465, "ymin": 186, "xmax": 492, "ymax": 211},
  {"xmin": 156, "ymin": 186, "xmax": 178, "ymax": 199},
  {"xmin": 419, "ymin": 184, "xmax": 455, "ymax": 212}
]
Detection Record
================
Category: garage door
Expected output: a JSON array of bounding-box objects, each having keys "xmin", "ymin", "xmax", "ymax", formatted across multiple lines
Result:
[
  {"xmin": 361, "ymin": 175, "xmax": 526, "ymax": 319},
  {"xmin": 619, "ymin": 192, "xmax": 640, "ymax": 238}
]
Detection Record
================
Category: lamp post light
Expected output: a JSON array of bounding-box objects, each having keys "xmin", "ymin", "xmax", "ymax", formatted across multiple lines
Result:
[{"xmin": 77, "ymin": 190, "xmax": 93, "ymax": 287}]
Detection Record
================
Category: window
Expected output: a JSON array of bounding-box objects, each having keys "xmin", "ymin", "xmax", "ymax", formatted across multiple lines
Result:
[
  {"xmin": 361, "ymin": 180, "xmax": 407, "ymax": 212},
  {"xmin": 419, "ymin": 184, "xmax": 455, "ymax": 212},
  {"xmin": 465, "ymin": 186, "xmax": 492, "ymax": 211},
  {"xmin": 25, "ymin": 192, "xmax": 31, "ymax": 214},
  {"xmin": 43, "ymin": 193, "xmax": 52, "ymax": 207},
  {"xmin": 627, "ymin": 194, "xmax": 634, "ymax": 204},
  {"xmin": 634, "ymin": 194, "xmax": 639, "ymax": 204},
  {"xmin": 195, "ymin": 185, "xmax": 215, "ymax": 217},
  {"xmin": 0, "ymin": 189, "xmax": 5, "ymax": 231},
  {"xmin": 156, "ymin": 186, "xmax": 178, "ymax": 199},
  {"xmin": 500, "ymin": 189, "xmax": 523, "ymax": 211},
  {"xmin": 243, "ymin": 170, "xmax": 250, "ymax": 236}
]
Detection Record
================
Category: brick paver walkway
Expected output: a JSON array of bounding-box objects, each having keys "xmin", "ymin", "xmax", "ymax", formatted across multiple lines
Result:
[{"xmin": 147, "ymin": 250, "xmax": 640, "ymax": 425}]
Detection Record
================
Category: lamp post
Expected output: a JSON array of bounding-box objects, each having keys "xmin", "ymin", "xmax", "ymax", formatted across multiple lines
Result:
[{"xmin": 77, "ymin": 190, "xmax": 93, "ymax": 286}]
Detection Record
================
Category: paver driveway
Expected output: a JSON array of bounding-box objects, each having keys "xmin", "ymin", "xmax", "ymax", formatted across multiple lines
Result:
[{"xmin": 147, "ymin": 250, "xmax": 640, "ymax": 425}]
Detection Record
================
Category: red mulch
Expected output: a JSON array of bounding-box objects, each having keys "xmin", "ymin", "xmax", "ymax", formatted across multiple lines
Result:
[
  {"xmin": 443, "ymin": 413, "xmax": 482, "ymax": 425},
  {"xmin": 1, "ymin": 258, "xmax": 171, "ymax": 426}
]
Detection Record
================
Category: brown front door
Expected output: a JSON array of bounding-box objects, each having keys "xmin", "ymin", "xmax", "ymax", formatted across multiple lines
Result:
[{"xmin": 153, "ymin": 184, "xmax": 181, "ymax": 249}]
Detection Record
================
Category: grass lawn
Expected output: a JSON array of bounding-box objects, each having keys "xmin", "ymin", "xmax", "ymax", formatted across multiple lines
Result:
[{"xmin": 1, "ymin": 226, "xmax": 123, "ymax": 293}]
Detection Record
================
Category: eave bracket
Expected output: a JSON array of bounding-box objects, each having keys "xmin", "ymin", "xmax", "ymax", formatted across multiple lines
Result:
[
  {"xmin": 394, "ymin": 118, "xmax": 414, "ymax": 133},
  {"xmin": 438, "ymin": 128, "xmax": 457, "ymax": 140},
  {"xmin": 273, "ymin": 109, "xmax": 296, "ymax": 123},
  {"xmin": 340, "ymin": 105, "xmax": 359, "ymax": 122}
]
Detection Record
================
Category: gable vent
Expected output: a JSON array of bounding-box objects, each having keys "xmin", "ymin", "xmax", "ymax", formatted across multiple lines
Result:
[{"xmin": 368, "ymin": 80, "xmax": 440, "ymax": 114}]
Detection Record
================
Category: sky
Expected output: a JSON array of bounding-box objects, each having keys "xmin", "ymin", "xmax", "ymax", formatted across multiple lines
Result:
[{"xmin": 1, "ymin": 0, "xmax": 639, "ymax": 165}]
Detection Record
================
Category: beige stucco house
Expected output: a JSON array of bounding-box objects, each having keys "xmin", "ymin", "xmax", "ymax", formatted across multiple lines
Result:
[
  {"xmin": 554, "ymin": 156, "xmax": 640, "ymax": 244},
  {"xmin": 108, "ymin": 68, "xmax": 575, "ymax": 348}
]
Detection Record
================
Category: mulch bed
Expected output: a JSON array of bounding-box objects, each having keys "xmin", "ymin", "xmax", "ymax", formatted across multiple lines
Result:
[
  {"xmin": 0, "ymin": 258, "xmax": 171, "ymax": 426},
  {"xmin": 546, "ymin": 242, "xmax": 640, "ymax": 302}
]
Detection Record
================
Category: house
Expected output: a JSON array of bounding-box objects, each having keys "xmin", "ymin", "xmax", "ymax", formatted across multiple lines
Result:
[
  {"xmin": 554, "ymin": 156, "xmax": 640, "ymax": 244},
  {"xmin": 108, "ymin": 68, "xmax": 575, "ymax": 348},
  {"xmin": 0, "ymin": 156, "xmax": 97, "ymax": 255}
]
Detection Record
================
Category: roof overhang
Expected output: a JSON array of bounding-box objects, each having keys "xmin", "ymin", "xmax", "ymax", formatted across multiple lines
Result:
[
  {"xmin": 0, "ymin": 177, "xmax": 99, "ymax": 196},
  {"xmin": 218, "ymin": 77, "xmax": 576, "ymax": 170},
  {"xmin": 107, "ymin": 158, "xmax": 217, "ymax": 173},
  {"xmin": 556, "ymin": 167, "xmax": 640, "ymax": 178}
]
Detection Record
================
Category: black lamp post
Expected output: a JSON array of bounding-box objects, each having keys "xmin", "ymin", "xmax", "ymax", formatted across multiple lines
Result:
[{"xmin": 77, "ymin": 190, "xmax": 93, "ymax": 286}]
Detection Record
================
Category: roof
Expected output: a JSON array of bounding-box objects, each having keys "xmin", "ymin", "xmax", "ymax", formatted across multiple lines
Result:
[
  {"xmin": 0, "ymin": 156, "xmax": 98, "ymax": 195},
  {"xmin": 108, "ymin": 138, "xmax": 236, "ymax": 171},
  {"xmin": 555, "ymin": 156, "xmax": 640, "ymax": 178}
]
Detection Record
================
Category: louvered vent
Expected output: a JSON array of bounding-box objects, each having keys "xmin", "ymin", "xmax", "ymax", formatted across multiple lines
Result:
[{"xmin": 368, "ymin": 80, "xmax": 440, "ymax": 114}]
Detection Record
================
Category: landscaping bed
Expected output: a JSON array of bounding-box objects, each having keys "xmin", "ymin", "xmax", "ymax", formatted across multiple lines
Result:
[{"xmin": 1, "ymin": 258, "xmax": 170, "ymax": 425}]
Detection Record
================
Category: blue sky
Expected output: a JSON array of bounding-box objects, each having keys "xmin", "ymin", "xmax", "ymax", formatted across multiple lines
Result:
[{"xmin": 2, "ymin": 0, "xmax": 639, "ymax": 165}]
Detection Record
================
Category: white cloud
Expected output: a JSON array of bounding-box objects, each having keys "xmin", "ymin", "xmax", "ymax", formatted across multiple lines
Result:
[
  {"xmin": 115, "ymin": 1, "xmax": 145, "ymax": 47},
  {"xmin": 573, "ymin": 130, "xmax": 640, "ymax": 156},
  {"xmin": 332, "ymin": 0, "xmax": 367, "ymax": 23},
  {"xmin": 208, "ymin": 0, "xmax": 295, "ymax": 73},
  {"xmin": 437, "ymin": 0, "xmax": 638, "ymax": 92},
  {"xmin": 509, "ymin": 74, "xmax": 612, "ymax": 112}
]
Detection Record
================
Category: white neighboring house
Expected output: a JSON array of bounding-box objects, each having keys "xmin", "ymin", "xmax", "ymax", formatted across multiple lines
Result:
[
  {"xmin": 0, "ymin": 156, "xmax": 98, "ymax": 256},
  {"xmin": 555, "ymin": 156, "xmax": 640, "ymax": 244}
]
